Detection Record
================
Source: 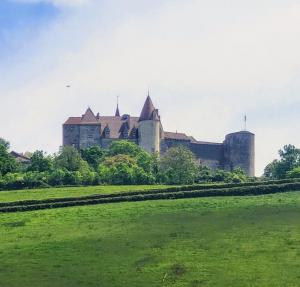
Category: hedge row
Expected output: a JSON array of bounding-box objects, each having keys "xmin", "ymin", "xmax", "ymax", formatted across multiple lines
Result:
[
  {"xmin": 1, "ymin": 182, "xmax": 300, "ymax": 213},
  {"xmin": 2, "ymin": 179, "xmax": 300, "ymax": 209},
  {"xmin": 0, "ymin": 175, "xmax": 299, "ymax": 192}
]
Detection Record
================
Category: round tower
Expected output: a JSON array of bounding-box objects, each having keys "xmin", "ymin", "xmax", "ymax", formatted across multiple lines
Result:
[
  {"xmin": 138, "ymin": 95, "xmax": 161, "ymax": 153},
  {"xmin": 223, "ymin": 131, "xmax": 255, "ymax": 176}
]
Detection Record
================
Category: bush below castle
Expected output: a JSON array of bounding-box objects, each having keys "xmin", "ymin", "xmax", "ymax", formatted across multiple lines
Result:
[{"xmin": 0, "ymin": 139, "xmax": 258, "ymax": 191}]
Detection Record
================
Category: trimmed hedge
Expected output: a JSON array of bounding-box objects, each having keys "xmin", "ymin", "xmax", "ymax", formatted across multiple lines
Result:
[
  {"xmin": 0, "ymin": 175, "xmax": 299, "ymax": 192},
  {"xmin": 1, "ymin": 179, "xmax": 300, "ymax": 209},
  {"xmin": 1, "ymin": 182, "xmax": 300, "ymax": 213}
]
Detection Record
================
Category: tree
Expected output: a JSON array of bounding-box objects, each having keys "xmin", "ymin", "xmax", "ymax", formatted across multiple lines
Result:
[
  {"xmin": 55, "ymin": 146, "xmax": 96, "ymax": 185},
  {"xmin": 108, "ymin": 141, "xmax": 141, "ymax": 157},
  {"xmin": 0, "ymin": 139, "xmax": 19, "ymax": 176},
  {"xmin": 99, "ymin": 154, "xmax": 137, "ymax": 185},
  {"xmin": 227, "ymin": 168, "xmax": 247, "ymax": 183},
  {"xmin": 287, "ymin": 167, "xmax": 300, "ymax": 179},
  {"xmin": 212, "ymin": 169, "xmax": 229, "ymax": 182},
  {"xmin": 0, "ymin": 138, "xmax": 10, "ymax": 149},
  {"xmin": 159, "ymin": 146, "xmax": 198, "ymax": 185},
  {"xmin": 264, "ymin": 160, "xmax": 279, "ymax": 179},
  {"xmin": 27, "ymin": 151, "xmax": 53, "ymax": 172},
  {"xmin": 55, "ymin": 146, "xmax": 86, "ymax": 172},
  {"xmin": 99, "ymin": 154, "xmax": 155, "ymax": 185},
  {"xmin": 264, "ymin": 145, "xmax": 300, "ymax": 179},
  {"xmin": 81, "ymin": 146, "xmax": 106, "ymax": 170},
  {"xmin": 197, "ymin": 165, "xmax": 213, "ymax": 182}
]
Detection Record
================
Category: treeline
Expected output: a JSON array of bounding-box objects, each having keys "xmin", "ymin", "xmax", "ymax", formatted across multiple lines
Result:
[
  {"xmin": 0, "ymin": 138, "xmax": 251, "ymax": 190},
  {"xmin": 264, "ymin": 144, "xmax": 300, "ymax": 180}
]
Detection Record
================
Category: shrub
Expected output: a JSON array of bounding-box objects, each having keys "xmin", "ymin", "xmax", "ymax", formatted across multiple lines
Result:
[
  {"xmin": 48, "ymin": 169, "xmax": 65, "ymax": 186},
  {"xmin": 159, "ymin": 146, "xmax": 198, "ymax": 185},
  {"xmin": 287, "ymin": 167, "xmax": 300, "ymax": 179}
]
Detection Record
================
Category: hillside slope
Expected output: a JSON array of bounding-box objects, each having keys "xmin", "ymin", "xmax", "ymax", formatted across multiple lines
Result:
[{"xmin": 1, "ymin": 191, "xmax": 300, "ymax": 287}]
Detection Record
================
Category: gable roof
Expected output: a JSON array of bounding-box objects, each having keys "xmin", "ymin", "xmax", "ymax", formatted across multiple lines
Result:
[
  {"xmin": 82, "ymin": 107, "xmax": 97, "ymax": 122},
  {"xmin": 64, "ymin": 115, "xmax": 139, "ymax": 139}
]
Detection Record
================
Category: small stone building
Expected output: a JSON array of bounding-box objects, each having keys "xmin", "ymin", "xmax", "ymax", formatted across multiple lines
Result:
[
  {"xmin": 63, "ymin": 95, "xmax": 255, "ymax": 176},
  {"xmin": 10, "ymin": 151, "xmax": 31, "ymax": 164}
]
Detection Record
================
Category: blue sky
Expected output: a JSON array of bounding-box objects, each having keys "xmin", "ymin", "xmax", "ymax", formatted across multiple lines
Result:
[
  {"xmin": 0, "ymin": 0, "xmax": 59, "ymax": 58},
  {"xmin": 0, "ymin": 0, "xmax": 300, "ymax": 175}
]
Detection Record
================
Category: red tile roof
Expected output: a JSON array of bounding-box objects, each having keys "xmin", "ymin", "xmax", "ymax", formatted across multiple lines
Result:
[
  {"xmin": 164, "ymin": 131, "xmax": 191, "ymax": 141},
  {"xmin": 64, "ymin": 115, "xmax": 139, "ymax": 139},
  {"xmin": 164, "ymin": 132, "xmax": 222, "ymax": 145}
]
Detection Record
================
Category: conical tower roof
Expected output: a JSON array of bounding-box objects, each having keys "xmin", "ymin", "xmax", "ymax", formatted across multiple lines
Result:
[
  {"xmin": 139, "ymin": 95, "xmax": 156, "ymax": 121},
  {"xmin": 115, "ymin": 104, "xmax": 120, "ymax": 117}
]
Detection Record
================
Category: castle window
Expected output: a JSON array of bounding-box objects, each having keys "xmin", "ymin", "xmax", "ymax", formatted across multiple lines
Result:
[
  {"xmin": 104, "ymin": 126, "xmax": 110, "ymax": 138},
  {"xmin": 123, "ymin": 128, "xmax": 129, "ymax": 139},
  {"xmin": 131, "ymin": 128, "xmax": 137, "ymax": 139}
]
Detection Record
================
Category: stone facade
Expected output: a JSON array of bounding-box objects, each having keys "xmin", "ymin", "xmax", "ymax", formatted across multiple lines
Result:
[{"xmin": 63, "ymin": 96, "xmax": 255, "ymax": 176}]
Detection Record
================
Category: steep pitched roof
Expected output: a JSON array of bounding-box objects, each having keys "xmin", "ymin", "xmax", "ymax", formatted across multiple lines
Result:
[
  {"xmin": 64, "ymin": 114, "xmax": 139, "ymax": 139},
  {"xmin": 99, "ymin": 116, "xmax": 139, "ymax": 138},
  {"xmin": 82, "ymin": 107, "xmax": 97, "ymax": 122},
  {"xmin": 115, "ymin": 104, "xmax": 120, "ymax": 117},
  {"xmin": 139, "ymin": 95, "xmax": 156, "ymax": 121}
]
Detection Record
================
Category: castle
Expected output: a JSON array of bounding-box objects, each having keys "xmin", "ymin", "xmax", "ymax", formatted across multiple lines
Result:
[{"xmin": 63, "ymin": 95, "xmax": 255, "ymax": 176}]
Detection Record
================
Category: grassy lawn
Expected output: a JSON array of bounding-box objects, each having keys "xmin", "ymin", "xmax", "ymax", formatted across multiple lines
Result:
[
  {"xmin": 1, "ymin": 191, "xmax": 300, "ymax": 287},
  {"xmin": 0, "ymin": 185, "xmax": 172, "ymax": 203}
]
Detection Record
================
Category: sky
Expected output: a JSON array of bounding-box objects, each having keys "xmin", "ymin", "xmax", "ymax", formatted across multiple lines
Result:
[{"xmin": 0, "ymin": 0, "xmax": 299, "ymax": 175}]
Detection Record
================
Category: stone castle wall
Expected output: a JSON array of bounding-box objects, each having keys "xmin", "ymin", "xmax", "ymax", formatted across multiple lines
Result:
[
  {"xmin": 63, "ymin": 123, "xmax": 255, "ymax": 176},
  {"xmin": 79, "ymin": 125, "xmax": 101, "ymax": 149},
  {"xmin": 138, "ymin": 120, "xmax": 161, "ymax": 153}
]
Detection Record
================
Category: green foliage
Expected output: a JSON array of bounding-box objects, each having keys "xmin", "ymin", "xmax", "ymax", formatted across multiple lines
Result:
[
  {"xmin": 96, "ymin": 141, "xmax": 157, "ymax": 185},
  {"xmin": 55, "ymin": 146, "xmax": 89, "ymax": 172},
  {"xmin": 287, "ymin": 167, "xmax": 300, "ymax": 179},
  {"xmin": 0, "ymin": 139, "xmax": 19, "ymax": 176},
  {"xmin": 0, "ymin": 139, "xmax": 255, "ymax": 189},
  {"xmin": 197, "ymin": 165, "xmax": 213, "ymax": 182},
  {"xmin": 99, "ymin": 154, "xmax": 155, "ymax": 185},
  {"xmin": 159, "ymin": 146, "xmax": 198, "ymax": 184},
  {"xmin": 81, "ymin": 146, "xmax": 106, "ymax": 170},
  {"xmin": 108, "ymin": 141, "xmax": 141, "ymax": 157},
  {"xmin": 27, "ymin": 151, "xmax": 53, "ymax": 172},
  {"xmin": 0, "ymin": 138, "xmax": 10, "ymax": 149},
  {"xmin": 1, "ymin": 180, "xmax": 300, "ymax": 213},
  {"xmin": 264, "ymin": 145, "xmax": 300, "ymax": 179}
]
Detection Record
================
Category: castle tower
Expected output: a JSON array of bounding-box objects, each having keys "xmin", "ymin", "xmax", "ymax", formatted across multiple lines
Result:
[
  {"xmin": 223, "ymin": 131, "xmax": 255, "ymax": 176},
  {"xmin": 138, "ymin": 95, "xmax": 161, "ymax": 153}
]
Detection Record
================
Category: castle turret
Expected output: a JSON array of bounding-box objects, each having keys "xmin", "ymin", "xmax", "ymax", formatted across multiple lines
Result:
[
  {"xmin": 138, "ymin": 95, "xmax": 161, "ymax": 153},
  {"xmin": 223, "ymin": 131, "xmax": 255, "ymax": 176}
]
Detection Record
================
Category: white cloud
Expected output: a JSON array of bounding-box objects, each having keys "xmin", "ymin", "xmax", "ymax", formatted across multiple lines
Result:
[
  {"xmin": 1, "ymin": 0, "xmax": 300, "ymax": 175},
  {"xmin": 11, "ymin": 0, "xmax": 91, "ymax": 7}
]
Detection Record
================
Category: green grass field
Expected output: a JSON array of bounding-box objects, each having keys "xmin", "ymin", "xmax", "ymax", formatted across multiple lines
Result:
[
  {"xmin": 1, "ymin": 188, "xmax": 300, "ymax": 287},
  {"xmin": 0, "ymin": 185, "xmax": 172, "ymax": 203}
]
